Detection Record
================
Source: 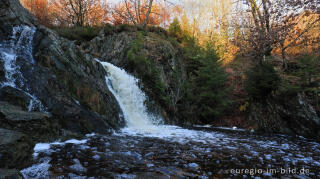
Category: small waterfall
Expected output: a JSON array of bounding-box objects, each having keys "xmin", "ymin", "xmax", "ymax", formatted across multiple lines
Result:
[
  {"xmin": 0, "ymin": 26, "xmax": 45, "ymax": 111},
  {"xmin": 99, "ymin": 61, "xmax": 162, "ymax": 132},
  {"xmin": 97, "ymin": 60, "xmax": 222, "ymax": 143}
]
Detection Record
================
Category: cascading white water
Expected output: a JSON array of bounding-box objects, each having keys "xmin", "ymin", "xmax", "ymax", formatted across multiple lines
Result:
[
  {"xmin": 0, "ymin": 26, "xmax": 45, "ymax": 111},
  {"xmin": 97, "ymin": 60, "xmax": 224, "ymax": 143},
  {"xmin": 101, "ymin": 62, "xmax": 162, "ymax": 131}
]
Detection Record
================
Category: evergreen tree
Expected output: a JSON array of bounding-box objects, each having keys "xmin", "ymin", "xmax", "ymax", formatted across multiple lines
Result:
[
  {"xmin": 168, "ymin": 18, "xmax": 183, "ymax": 40},
  {"xmin": 245, "ymin": 63, "xmax": 281, "ymax": 100},
  {"xmin": 193, "ymin": 44, "xmax": 230, "ymax": 122}
]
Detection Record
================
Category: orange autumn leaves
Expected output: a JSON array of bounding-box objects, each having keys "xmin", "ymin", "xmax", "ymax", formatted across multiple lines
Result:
[
  {"xmin": 111, "ymin": 1, "xmax": 171, "ymax": 27},
  {"xmin": 20, "ymin": 0, "xmax": 319, "ymax": 64},
  {"xmin": 20, "ymin": 0, "xmax": 107, "ymax": 27},
  {"xmin": 20, "ymin": 0, "xmax": 173, "ymax": 27},
  {"xmin": 20, "ymin": 0, "xmax": 52, "ymax": 26},
  {"xmin": 49, "ymin": 0, "xmax": 107, "ymax": 27}
]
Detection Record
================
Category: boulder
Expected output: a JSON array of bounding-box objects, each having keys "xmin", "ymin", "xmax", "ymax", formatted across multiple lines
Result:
[
  {"xmin": 0, "ymin": 101, "xmax": 59, "ymax": 142},
  {"xmin": 0, "ymin": 128, "xmax": 34, "ymax": 169},
  {"xmin": 249, "ymin": 94, "xmax": 320, "ymax": 138}
]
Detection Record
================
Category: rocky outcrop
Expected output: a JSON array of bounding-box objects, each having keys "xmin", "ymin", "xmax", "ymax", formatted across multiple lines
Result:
[
  {"xmin": 0, "ymin": 0, "xmax": 125, "ymax": 137},
  {"xmin": 249, "ymin": 94, "xmax": 320, "ymax": 138},
  {"xmin": 0, "ymin": 128, "xmax": 34, "ymax": 169},
  {"xmin": 87, "ymin": 28, "xmax": 187, "ymax": 124},
  {"xmin": 30, "ymin": 26, "xmax": 125, "ymax": 134}
]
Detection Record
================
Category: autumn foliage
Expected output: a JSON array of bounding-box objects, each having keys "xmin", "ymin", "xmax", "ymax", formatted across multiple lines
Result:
[
  {"xmin": 20, "ymin": 0, "xmax": 173, "ymax": 28},
  {"xmin": 20, "ymin": 0, "xmax": 52, "ymax": 26},
  {"xmin": 18, "ymin": 0, "xmax": 320, "ymax": 123},
  {"xmin": 20, "ymin": 0, "xmax": 320, "ymax": 62},
  {"xmin": 111, "ymin": 1, "xmax": 171, "ymax": 27}
]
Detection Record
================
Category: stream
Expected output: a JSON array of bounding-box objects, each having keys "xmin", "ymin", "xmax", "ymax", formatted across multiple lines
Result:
[
  {"xmin": 1, "ymin": 25, "xmax": 319, "ymax": 179},
  {"xmin": 21, "ymin": 60, "xmax": 320, "ymax": 179}
]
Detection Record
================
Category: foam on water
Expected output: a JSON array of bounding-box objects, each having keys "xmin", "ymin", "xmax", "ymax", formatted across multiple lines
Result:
[{"xmin": 0, "ymin": 26, "xmax": 45, "ymax": 111}]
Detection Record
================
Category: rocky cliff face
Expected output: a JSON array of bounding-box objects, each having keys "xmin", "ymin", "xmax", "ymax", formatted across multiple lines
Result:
[
  {"xmin": 249, "ymin": 94, "xmax": 320, "ymax": 139},
  {"xmin": 31, "ymin": 26, "xmax": 125, "ymax": 134},
  {"xmin": 0, "ymin": 0, "xmax": 125, "ymax": 170}
]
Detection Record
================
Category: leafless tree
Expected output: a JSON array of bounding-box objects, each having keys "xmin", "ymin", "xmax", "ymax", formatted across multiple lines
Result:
[{"xmin": 243, "ymin": 0, "xmax": 320, "ymax": 68}]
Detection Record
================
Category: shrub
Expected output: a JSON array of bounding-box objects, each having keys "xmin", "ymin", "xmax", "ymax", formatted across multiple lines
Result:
[
  {"xmin": 56, "ymin": 26, "xmax": 101, "ymax": 42},
  {"xmin": 115, "ymin": 24, "xmax": 137, "ymax": 33},
  {"xmin": 103, "ymin": 24, "xmax": 115, "ymax": 35},
  {"xmin": 244, "ymin": 63, "xmax": 281, "ymax": 99},
  {"xmin": 147, "ymin": 26, "xmax": 168, "ymax": 37}
]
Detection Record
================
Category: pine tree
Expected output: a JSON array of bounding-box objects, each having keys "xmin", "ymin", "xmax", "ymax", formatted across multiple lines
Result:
[
  {"xmin": 194, "ymin": 44, "xmax": 230, "ymax": 122},
  {"xmin": 168, "ymin": 18, "xmax": 183, "ymax": 40}
]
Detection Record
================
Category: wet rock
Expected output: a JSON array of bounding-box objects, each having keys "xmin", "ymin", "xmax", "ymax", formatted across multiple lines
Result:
[
  {"xmin": 69, "ymin": 159, "xmax": 87, "ymax": 174},
  {"xmin": 145, "ymin": 152, "xmax": 154, "ymax": 158},
  {"xmin": 188, "ymin": 163, "xmax": 199, "ymax": 169},
  {"xmin": 20, "ymin": 161, "xmax": 51, "ymax": 179},
  {"xmin": 92, "ymin": 154, "xmax": 100, "ymax": 160},
  {"xmin": 22, "ymin": 131, "xmax": 320, "ymax": 179},
  {"xmin": 0, "ymin": 169, "xmax": 23, "ymax": 179},
  {"xmin": 0, "ymin": 101, "xmax": 59, "ymax": 142},
  {"xmin": 0, "ymin": 128, "xmax": 34, "ymax": 169}
]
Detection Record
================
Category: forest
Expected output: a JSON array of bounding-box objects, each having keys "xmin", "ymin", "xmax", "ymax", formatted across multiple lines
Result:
[
  {"xmin": 1, "ymin": 0, "xmax": 320, "ymax": 178},
  {"xmin": 20, "ymin": 0, "xmax": 320, "ymax": 125}
]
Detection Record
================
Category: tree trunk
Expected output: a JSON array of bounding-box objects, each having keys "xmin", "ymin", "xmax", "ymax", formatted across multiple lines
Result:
[
  {"xmin": 124, "ymin": 0, "xmax": 137, "ymax": 25},
  {"xmin": 143, "ymin": 0, "xmax": 154, "ymax": 28},
  {"xmin": 281, "ymin": 48, "xmax": 288, "ymax": 70}
]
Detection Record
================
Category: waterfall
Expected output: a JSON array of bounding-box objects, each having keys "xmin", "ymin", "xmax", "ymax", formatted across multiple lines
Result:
[
  {"xmin": 97, "ymin": 60, "xmax": 222, "ymax": 143},
  {"xmin": 0, "ymin": 26, "xmax": 45, "ymax": 111},
  {"xmin": 99, "ymin": 61, "xmax": 162, "ymax": 132}
]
